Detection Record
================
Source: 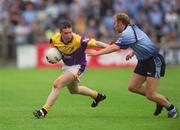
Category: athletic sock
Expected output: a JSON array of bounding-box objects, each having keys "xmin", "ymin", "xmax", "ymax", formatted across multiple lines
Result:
[
  {"xmin": 42, "ymin": 104, "xmax": 50, "ymax": 113},
  {"xmin": 91, "ymin": 90, "xmax": 98, "ymax": 99},
  {"xmin": 167, "ymin": 104, "xmax": 175, "ymax": 111}
]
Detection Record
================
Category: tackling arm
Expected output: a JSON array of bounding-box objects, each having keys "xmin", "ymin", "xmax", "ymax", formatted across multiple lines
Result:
[
  {"xmin": 95, "ymin": 41, "xmax": 109, "ymax": 48},
  {"xmin": 87, "ymin": 44, "xmax": 120, "ymax": 56}
]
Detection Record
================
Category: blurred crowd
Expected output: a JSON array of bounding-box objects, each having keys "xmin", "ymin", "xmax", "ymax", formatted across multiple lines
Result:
[{"xmin": 0, "ymin": 0, "xmax": 180, "ymax": 60}]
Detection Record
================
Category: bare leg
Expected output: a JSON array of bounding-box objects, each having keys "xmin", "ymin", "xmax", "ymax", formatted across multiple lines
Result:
[
  {"xmin": 127, "ymin": 73, "xmax": 173, "ymax": 116},
  {"xmin": 145, "ymin": 77, "xmax": 170, "ymax": 108},
  {"xmin": 67, "ymin": 80, "xmax": 106, "ymax": 107},
  {"xmin": 67, "ymin": 81, "xmax": 97, "ymax": 97},
  {"xmin": 33, "ymin": 71, "xmax": 76, "ymax": 118},
  {"xmin": 46, "ymin": 71, "xmax": 75, "ymax": 107},
  {"xmin": 128, "ymin": 73, "xmax": 146, "ymax": 96}
]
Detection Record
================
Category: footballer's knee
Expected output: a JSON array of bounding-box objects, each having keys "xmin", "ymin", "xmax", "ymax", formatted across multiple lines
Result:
[
  {"xmin": 128, "ymin": 85, "xmax": 137, "ymax": 93},
  {"xmin": 145, "ymin": 93, "xmax": 155, "ymax": 100},
  {"xmin": 53, "ymin": 82, "xmax": 59, "ymax": 89},
  {"xmin": 69, "ymin": 87, "xmax": 79, "ymax": 94},
  {"xmin": 53, "ymin": 80, "xmax": 63, "ymax": 90}
]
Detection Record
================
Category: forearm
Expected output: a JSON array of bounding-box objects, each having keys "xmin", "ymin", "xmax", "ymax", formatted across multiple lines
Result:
[
  {"xmin": 95, "ymin": 41, "xmax": 109, "ymax": 48},
  {"xmin": 96, "ymin": 44, "xmax": 120, "ymax": 56}
]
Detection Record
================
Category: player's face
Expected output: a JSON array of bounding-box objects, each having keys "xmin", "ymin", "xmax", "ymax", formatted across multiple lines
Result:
[
  {"xmin": 114, "ymin": 21, "xmax": 124, "ymax": 33},
  {"xmin": 61, "ymin": 28, "xmax": 73, "ymax": 43}
]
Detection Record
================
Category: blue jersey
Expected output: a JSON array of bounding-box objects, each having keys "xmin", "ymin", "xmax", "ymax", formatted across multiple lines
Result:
[{"xmin": 115, "ymin": 25, "xmax": 159, "ymax": 60}]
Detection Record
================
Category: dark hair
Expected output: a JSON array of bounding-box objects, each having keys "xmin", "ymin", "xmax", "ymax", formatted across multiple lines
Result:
[
  {"xmin": 59, "ymin": 20, "xmax": 72, "ymax": 32},
  {"xmin": 114, "ymin": 13, "xmax": 131, "ymax": 26}
]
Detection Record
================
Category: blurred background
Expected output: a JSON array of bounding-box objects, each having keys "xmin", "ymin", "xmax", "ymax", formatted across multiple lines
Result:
[
  {"xmin": 0, "ymin": 0, "xmax": 180, "ymax": 68},
  {"xmin": 1, "ymin": 1, "xmax": 180, "ymax": 129}
]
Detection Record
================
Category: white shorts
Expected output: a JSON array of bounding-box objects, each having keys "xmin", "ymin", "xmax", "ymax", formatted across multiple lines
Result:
[{"xmin": 62, "ymin": 64, "xmax": 84, "ymax": 81}]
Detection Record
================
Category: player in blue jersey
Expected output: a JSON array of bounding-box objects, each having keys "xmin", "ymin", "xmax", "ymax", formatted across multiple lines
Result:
[
  {"xmin": 87, "ymin": 13, "xmax": 178, "ymax": 118},
  {"xmin": 33, "ymin": 21, "xmax": 108, "ymax": 118}
]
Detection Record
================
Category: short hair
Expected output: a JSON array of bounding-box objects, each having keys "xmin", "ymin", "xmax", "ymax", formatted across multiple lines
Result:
[
  {"xmin": 114, "ymin": 13, "xmax": 130, "ymax": 26},
  {"xmin": 59, "ymin": 20, "xmax": 72, "ymax": 32}
]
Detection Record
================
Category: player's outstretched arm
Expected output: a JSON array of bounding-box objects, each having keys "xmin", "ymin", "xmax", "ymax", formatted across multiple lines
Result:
[
  {"xmin": 95, "ymin": 41, "xmax": 109, "ymax": 48},
  {"xmin": 87, "ymin": 44, "xmax": 120, "ymax": 56}
]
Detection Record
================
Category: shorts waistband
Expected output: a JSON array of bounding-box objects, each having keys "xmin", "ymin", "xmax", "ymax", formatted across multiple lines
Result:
[{"xmin": 139, "ymin": 54, "xmax": 160, "ymax": 62}]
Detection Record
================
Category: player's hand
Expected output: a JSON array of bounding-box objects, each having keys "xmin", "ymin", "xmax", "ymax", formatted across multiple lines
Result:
[
  {"xmin": 126, "ymin": 50, "xmax": 134, "ymax": 61},
  {"xmin": 46, "ymin": 56, "xmax": 56, "ymax": 64},
  {"xmin": 86, "ymin": 50, "xmax": 99, "ymax": 56}
]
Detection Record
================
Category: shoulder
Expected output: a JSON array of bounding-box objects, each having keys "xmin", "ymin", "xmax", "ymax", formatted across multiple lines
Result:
[
  {"xmin": 116, "ymin": 26, "xmax": 133, "ymax": 42},
  {"xmin": 50, "ymin": 32, "xmax": 62, "ymax": 46},
  {"xmin": 73, "ymin": 33, "xmax": 94, "ymax": 44},
  {"xmin": 72, "ymin": 33, "xmax": 81, "ymax": 42},
  {"xmin": 51, "ymin": 32, "xmax": 61, "ymax": 40},
  {"xmin": 119, "ymin": 25, "xmax": 141, "ymax": 40},
  {"xmin": 115, "ymin": 25, "xmax": 138, "ymax": 47},
  {"xmin": 121, "ymin": 25, "xmax": 133, "ymax": 36}
]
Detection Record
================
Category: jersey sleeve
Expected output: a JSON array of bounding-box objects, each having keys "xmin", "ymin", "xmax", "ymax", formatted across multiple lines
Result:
[
  {"xmin": 81, "ymin": 37, "xmax": 97, "ymax": 48},
  {"xmin": 87, "ymin": 38, "xmax": 96, "ymax": 48},
  {"xmin": 115, "ymin": 27, "xmax": 137, "ymax": 49}
]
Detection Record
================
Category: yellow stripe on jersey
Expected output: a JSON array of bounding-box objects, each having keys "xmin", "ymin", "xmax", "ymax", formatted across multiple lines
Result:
[
  {"xmin": 51, "ymin": 32, "xmax": 81, "ymax": 54},
  {"xmin": 87, "ymin": 38, "xmax": 97, "ymax": 48}
]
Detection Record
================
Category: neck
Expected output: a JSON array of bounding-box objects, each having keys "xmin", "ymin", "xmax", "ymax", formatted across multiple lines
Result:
[{"xmin": 61, "ymin": 36, "xmax": 72, "ymax": 44}]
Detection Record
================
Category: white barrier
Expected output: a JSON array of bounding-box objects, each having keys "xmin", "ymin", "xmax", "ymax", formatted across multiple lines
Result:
[{"xmin": 16, "ymin": 45, "xmax": 37, "ymax": 69}]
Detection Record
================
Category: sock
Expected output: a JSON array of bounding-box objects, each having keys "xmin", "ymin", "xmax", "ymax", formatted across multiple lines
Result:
[
  {"xmin": 91, "ymin": 90, "xmax": 98, "ymax": 99},
  {"xmin": 167, "ymin": 104, "xmax": 174, "ymax": 111},
  {"xmin": 42, "ymin": 104, "xmax": 50, "ymax": 113}
]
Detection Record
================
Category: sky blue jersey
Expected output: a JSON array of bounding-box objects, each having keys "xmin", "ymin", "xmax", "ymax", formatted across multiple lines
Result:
[{"xmin": 115, "ymin": 25, "xmax": 159, "ymax": 60}]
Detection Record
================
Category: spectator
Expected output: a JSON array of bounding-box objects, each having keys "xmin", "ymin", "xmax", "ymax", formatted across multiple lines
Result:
[
  {"xmin": 0, "ymin": 0, "xmax": 179, "ymax": 61},
  {"xmin": 22, "ymin": 2, "xmax": 37, "ymax": 24}
]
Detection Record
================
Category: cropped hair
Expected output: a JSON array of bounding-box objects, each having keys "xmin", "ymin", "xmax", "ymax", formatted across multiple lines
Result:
[
  {"xmin": 114, "ymin": 13, "xmax": 131, "ymax": 26},
  {"xmin": 59, "ymin": 20, "xmax": 72, "ymax": 32}
]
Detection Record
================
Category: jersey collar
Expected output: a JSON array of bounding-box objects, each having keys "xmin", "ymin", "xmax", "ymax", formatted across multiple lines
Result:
[{"xmin": 60, "ymin": 35, "xmax": 73, "ymax": 45}]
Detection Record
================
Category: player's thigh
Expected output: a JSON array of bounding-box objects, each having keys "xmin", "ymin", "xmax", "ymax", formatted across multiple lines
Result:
[
  {"xmin": 128, "ymin": 73, "xmax": 146, "ymax": 88},
  {"xmin": 54, "ymin": 71, "xmax": 75, "ymax": 87},
  {"xmin": 62, "ymin": 64, "xmax": 84, "ymax": 82},
  {"xmin": 145, "ymin": 77, "xmax": 159, "ymax": 95}
]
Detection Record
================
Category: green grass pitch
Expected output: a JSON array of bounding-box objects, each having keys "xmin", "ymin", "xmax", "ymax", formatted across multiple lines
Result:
[{"xmin": 0, "ymin": 67, "xmax": 180, "ymax": 130}]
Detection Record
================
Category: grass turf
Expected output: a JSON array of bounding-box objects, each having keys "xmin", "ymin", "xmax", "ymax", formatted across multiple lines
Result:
[{"xmin": 0, "ymin": 67, "xmax": 180, "ymax": 130}]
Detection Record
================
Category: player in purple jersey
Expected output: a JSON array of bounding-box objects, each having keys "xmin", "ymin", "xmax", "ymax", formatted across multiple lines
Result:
[
  {"xmin": 87, "ymin": 13, "xmax": 178, "ymax": 118},
  {"xmin": 33, "ymin": 21, "xmax": 108, "ymax": 118}
]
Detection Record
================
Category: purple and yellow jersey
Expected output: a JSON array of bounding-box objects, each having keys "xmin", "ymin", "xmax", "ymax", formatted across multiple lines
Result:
[{"xmin": 50, "ymin": 32, "xmax": 96, "ymax": 71}]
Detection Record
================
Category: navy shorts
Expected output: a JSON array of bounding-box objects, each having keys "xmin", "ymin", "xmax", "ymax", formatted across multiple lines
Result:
[{"xmin": 134, "ymin": 54, "xmax": 166, "ymax": 78}]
